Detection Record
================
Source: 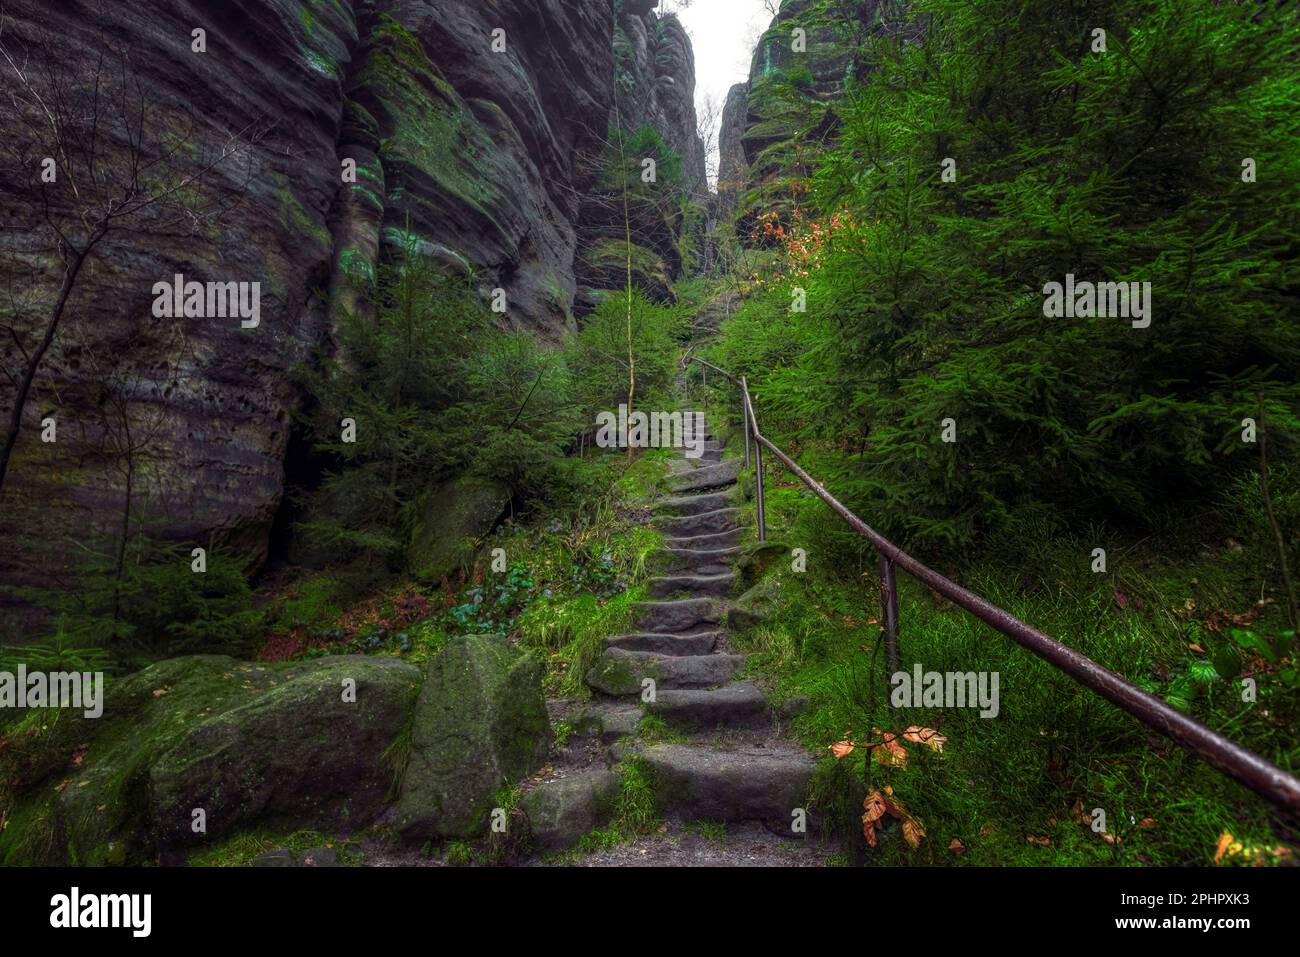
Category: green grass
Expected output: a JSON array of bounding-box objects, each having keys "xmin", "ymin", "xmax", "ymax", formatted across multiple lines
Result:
[
  {"xmin": 684, "ymin": 820, "xmax": 727, "ymax": 843},
  {"xmin": 637, "ymin": 713, "xmax": 689, "ymax": 745},
  {"xmin": 188, "ymin": 828, "xmax": 364, "ymax": 867},
  {"xmin": 732, "ymin": 497, "xmax": 1299, "ymax": 867}
]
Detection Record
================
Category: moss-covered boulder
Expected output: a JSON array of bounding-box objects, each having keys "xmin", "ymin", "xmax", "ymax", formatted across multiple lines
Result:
[
  {"xmin": 729, "ymin": 574, "xmax": 785, "ymax": 633},
  {"xmin": 148, "ymin": 656, "xmax": 420, "ymax": 849},
  {"xmin": 407, "ymin": 476, "xmax": 511, "ymax": 583},
  {"xmin": 0, "ymin": 655, "xmax": 420, "ymax": 865},
  {"xmin": 395, "ymin": 634, "xmax": 549, "ymax": 842}
]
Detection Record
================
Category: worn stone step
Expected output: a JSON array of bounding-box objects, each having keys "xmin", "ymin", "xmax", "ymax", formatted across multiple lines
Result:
[
  {"xmin": 633, "ymin": 598, "xmax": 723, "ymax": 633},
  {"xmin": 606, "ymin": 632, "xmax": 720, "ymax": 656},
  {"xmin": 586, "ymin": 648, "xmax": 746, "ymax": 696},
  {"xmin": 646, "ymin": 681, "xmax": 770, "ymax": 730},
  {"xmin": 668, "ymin": 459, "xmax": 741, "ymax": 493},
  {"xmin": 573, "ymin": 703, "xmax": 643, "ymax": 744},
  {"xmin": 641, "ymin": 743, "xmax": 817, "ymax": 832},
  {"xmin": 654, "ymin": 490, "xmax": 735, "ymax": 517},
  {"xmin": 650, "ymin": 572, "xmax": 736, "ymax": 598},
  {"xmin": 667, "ymin": 528, "xmax": 741, "ymax": 550},
  {"xmin": 656, "ymin": 546, "xmax": 744, "ymax": 574},
  {"xmin": 655, "ymin": 507, "xmax": 742, "ymax": 538}
]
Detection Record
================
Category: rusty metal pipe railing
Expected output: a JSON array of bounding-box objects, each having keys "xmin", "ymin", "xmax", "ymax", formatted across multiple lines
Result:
[
  {"xmin": 741, "ymin": 376, "xmax": 766, "ymax": 543},
  {"xmin": 688, "ymin": 356, "xmax": 1300, "ymax": 815}
]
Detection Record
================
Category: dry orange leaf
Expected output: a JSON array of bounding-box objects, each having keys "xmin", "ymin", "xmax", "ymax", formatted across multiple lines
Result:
[
  {"xmin": 948, "ymin": 837, "xmax": 965, "ymax": 854},
  {"xmin": 1027, "ymin": 835, "xmax": 1052, "ymax": 847},
  {"xmin": 862, "ymin": 790, "xmax": 888, "ymax": 825},
  {"xmin": 1214, "ymin": 831, "xmax": 1240, "ymax": 864},
  {"xmin": 902, "ymin": 726, "xmax": 947, "ymax": 752},
  {"xmin": 861, "ymin": 790, "xmax": 888, "ymax": 847},
  {"xmin": 902, "ymin": 817, "xmax": 925, "ymax": 849},
  {"xmin": 1139, "ymin": 817, "xmax": 1157, "ymax": 829},
  {"xmin": 871, "ymin": 729, "xmax": 909, "ymax": 768},
  {"xmin": 980, "ymin": 825, "xmax": 995, "ymax": 837},
  {"xmin": 830, "ymin": 740, "xmax": 855, "ymax": 760}
]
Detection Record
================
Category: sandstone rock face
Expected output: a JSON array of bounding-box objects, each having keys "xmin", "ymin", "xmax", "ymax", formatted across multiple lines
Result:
[
  {"xmin": 0, "ymin": 0, "xmax": 707, "ymax": 627},
  {"xmin": 574, "ymin": 6, "xmax": 708, "ymax": 309}
]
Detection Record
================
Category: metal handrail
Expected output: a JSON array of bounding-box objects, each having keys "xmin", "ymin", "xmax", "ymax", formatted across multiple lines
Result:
[{"xmin": 685, "ymin": 354, "xmax": 1300, "ymax": 816}]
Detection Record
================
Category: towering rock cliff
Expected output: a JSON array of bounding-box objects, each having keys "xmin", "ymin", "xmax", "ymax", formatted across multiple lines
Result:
[
  {"xmin": 724, "ymin": 0, "xmax": 911, "ymax": 243},
  {"xmin": 716, "ymin": 82, "xmax": 751, "ymax": 226},
  {"xmin": 574, "ymin": 1, "xmax": 709, "ymax": 309},
  {"xmin": 0, "ymin": 0, "xmax": 705, "ymax": 631}
]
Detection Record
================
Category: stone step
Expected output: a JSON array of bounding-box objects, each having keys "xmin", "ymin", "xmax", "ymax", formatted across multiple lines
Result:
[
  {"xmin": 649, "ymin": 572, "xmax": 736, "ymax": 598},
  {"xmin": 660, "ymin": 540, "xmax": 743, "ymax": 564},
  {"xmin": 573, "ymin": 703, "xmax": 643, "ymax": 744},
  {"xmin": 655, "ymin": 507, "xmax": 742, "ymax": 538},
  {"xmin": 632, "ymin": 598, "xmax": 723, "ymax": 633},
  {"xmin": 646, "ymin": 681, "xmax": 770, "ymax": 730},
  {"xmin": 654, "ymin": 490, "xmax": 734, "ymax": 517},
  {"xmin": 657, "ymin": 546, "xmax": 744, "ymax": 574},
  {"xmin": 641, "ymin": 743, "xmax": 817, "ymax": 832},
  {"xmin": 668, "ymin": 459, "xmax": 741, "ymax": 493},
  {"xmin": 586, "ymin": 648, "xmax": 746, "ymax": 696},
  {"xmin": 606, "ymin": 632, "xmax": 720, "ymax": 656},
  {"xmin": 667, "ymin": 528, "xmax": 741, "ymax": 550}
]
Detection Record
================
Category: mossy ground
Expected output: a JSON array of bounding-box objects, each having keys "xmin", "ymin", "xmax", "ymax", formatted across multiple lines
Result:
[{"xmin": 188, "ymin": 828, "xmax": 365, "ymax": 867}]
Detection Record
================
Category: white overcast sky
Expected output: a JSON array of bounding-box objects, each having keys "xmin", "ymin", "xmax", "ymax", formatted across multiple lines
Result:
[{"xmin": 662, "ymin": 0, "xmax": 777, "ymax": 189}]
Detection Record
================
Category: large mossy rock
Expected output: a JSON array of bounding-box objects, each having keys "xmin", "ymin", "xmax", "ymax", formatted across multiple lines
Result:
[
  {"xmin": 149, "ymin": 656, "xmax": 420, "ymax": 849},
  {"xmin": 407, "ymin": 476, "xmax": 511, "ymax": 583},
  {"xmin": 0, "ymin": 655, "xmax": 421, "ymax": 866},
  {"xmin": 395, "ymin": 634, "xmax": 549, "ymax": 842},
  {"xmin": 728, "ymin": 574, "xmax": 785, "ymax": 634}
]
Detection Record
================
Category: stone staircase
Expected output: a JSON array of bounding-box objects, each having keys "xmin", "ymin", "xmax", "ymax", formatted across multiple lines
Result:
[{"xmin": 583, "ymin": 419, "xmax": 817, "ymax": 838}]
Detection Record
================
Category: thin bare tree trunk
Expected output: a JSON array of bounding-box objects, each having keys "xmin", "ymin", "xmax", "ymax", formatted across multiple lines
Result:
[{"xmin": 0, "ymin": 240, "xmax": 95, "ymax": 494}]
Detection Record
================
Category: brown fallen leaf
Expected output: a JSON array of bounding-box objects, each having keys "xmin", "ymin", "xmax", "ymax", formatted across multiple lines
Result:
[
  {"xmin": 980, "ymin": 825, "xmax": 995, "ymax": 837},
  {"xmin": 949, "ymin": 837, "xmax": 965, "ymax": 855},
  {"xmin": 1138, "ymin": 818, "xmax": 1157, "ymax": 829},
  {"xmin": 1027, "ymin": 835, "xmax": 1052, "ymax": 847},
  {"xmin": 830, "ymin": 740, "xmax": 855, "ymax": 760}
]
